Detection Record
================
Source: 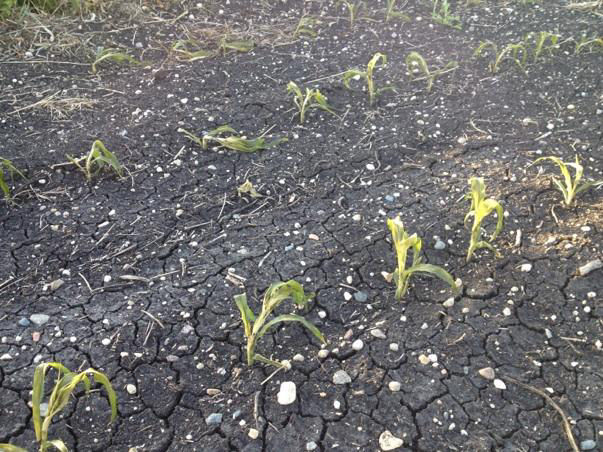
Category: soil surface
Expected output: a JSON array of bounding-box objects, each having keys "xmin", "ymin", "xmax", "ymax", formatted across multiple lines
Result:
[{"xmin": 1, "ymin": 1, "xmax": 602, "ymax": 451}]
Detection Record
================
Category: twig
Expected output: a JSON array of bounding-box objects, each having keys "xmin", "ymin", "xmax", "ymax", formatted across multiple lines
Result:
[{"xmin": 501, "ymin": 376, "xmax": 579, "ymax": 452}]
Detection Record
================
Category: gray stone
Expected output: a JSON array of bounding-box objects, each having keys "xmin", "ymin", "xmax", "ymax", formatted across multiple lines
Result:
[
  {"xmin": 306, "ymin": 441, "xmax": 318, "ymax": 451},
  {"xmin": 379, "ymin": 430, "xmax": 403, "ymax": 450},
  {"xmin": 30, "ymin": 314, "xmax": 49, "ymax": 326},
  {"xmin": 580, "ymin": 440, "xmax": 597, "ymax": 450},
  {"xmin": 384, "ymin": 195, "xmax": 395, "ymax": 203},
  {"xmin": 206, "ymin": 413, "xmax": 223, "ymax": 425},
  {"xmin": 434, "ymin": 239, "xmax": 446, "ymax": 250},
  {"xmin": 18, "ymin": 318, "xmax": 30, "ymax": 327},
  {"xmin": 333, "ymin": 370, "xmax": 352, "ymax": 385},
  {"xmin": 277, "ymin": 381, "xmax": 297, "ymax": 405},
  {"xmin": 354, "ymin": 291, "xmax": 368, "ymax": 302}
]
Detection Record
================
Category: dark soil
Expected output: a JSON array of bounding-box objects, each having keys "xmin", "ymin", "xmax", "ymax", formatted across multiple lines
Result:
[{"xmin": 1, "ymin": 0, "xmax": 602, "ymax": 451}]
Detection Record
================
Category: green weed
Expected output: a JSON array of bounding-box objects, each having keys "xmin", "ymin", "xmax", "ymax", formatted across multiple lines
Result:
[
  {"xmin": 465, "ymin": 177, "xmax": 504, "ymax": 261},
  {"xmin": 432, "ymin": 0, "xmax": 462, "ymax": 30},
  {"xmin": 237, "ymin": 179, "xmax": 262, "ymax": 198},
  {"xmin": 179, "ymin": 125, "xmax": 287, "ymax": 152},
  {"xmin": 235, "ymin": 281, "xmax": 326, "ymax": 368},
  {"xmin": 91, "ymin": 48, "xmax": 140, "ymax": 74},
  {"xmin": 65, "ymin": 140, "xmax": 123, "ymax": 181},
  {"xmin": 0, "ymin": 362, "xmax": 117, "ymax": 452},
  {"xmin": 342, "ymin": 52, "xmax": 388, "ymax": 106},
  {"xmin": 474, "ymin": 40, "xmax": 528, "ymax": 73},
  {"xmin": 574, "ymin": 35, "xmax": 603, "ymax": 54},
  {"xmin": 533, "ymin": 155, "xmax": 603, "ymax": 206},
  {"xmin": 386, "ymin": 216, "xmax": 457, "ymax": 300},
  {"xmin": 287, "ymin": 81, "xmax": 337, "ymax": 124},
  {"xmin": 0, "ymin": 158, "xmax": 25, "ymax": 201},
  {"xmin": 405, "ymin": 51, "xmax": 458, "ymax": 92}
]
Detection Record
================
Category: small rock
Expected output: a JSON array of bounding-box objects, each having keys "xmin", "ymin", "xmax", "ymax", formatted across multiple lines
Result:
[
  {"xmin": 443, "ymin": 297, "xmax": 455, "ymax": 308},
  {"xmin": 103, "ymin": 275, "xmax": 112, "ymax": 283},
  {"xmin": 18, "ymin": 318, "xmax": 31, "ymax": 327},
  {"xmin": 333, "ymin": 370, "xmax": 352, "ymax": 385},
  {"xmin": 580, "ymin": 439, "xmax": 597, "ymax": 450},
  {"xmin": 101, "ymin": 338, "xmax": 111, "ymax": 346},
  {"xmin": 293, "ymin": 353, "xmax": 305, "ymax": 362},
  {"xmin": 478, "ymin": 367, "xmax": 495, "ymax": 380},
  {"xmin": 248, "ymin": 428, "xmax": 259, "ymax": 439},
  {"xmin": 0, "ymin": 354, "xmax": 12, "ymax": 360},
  {"xmin": 277, "ymin": 381, "xmax": 297, "ymax": 405},
  {"xmin": 520, "ymin": 263, "xmax": 532, "ymax": 272},
  {"xmin": 308, "ymin": 234, "xmax": 320, "ymax": 241},
  {"xmin": 354, "ymin": 291, "xmax": 368, "ymax": 302},
  {"xmin": 502, "ymin": 307, "xmax": 512, "ymax": 317},
  {"xmin": 318, "ymin": 349, "xmax": 329, "ymax": 359},
  {"xmin": 206, "ymin": 388, "xmax": 221, "ymax": 396},
  {"xmin": 166, "ymin": 354, "xmax": 179, "ymax": 362},
  {"xmin": 205, "ymin": 413, "xmax": 223, "ymax": 425},
  {"xmin": 352, "ymin": 339, "xmax": 364, "ymax": 351},
  {"xmin": 333, "ymin": 400, "xmax": 341, "ymax": 410},
  {"xmin": 366, "ymin": 163, "xmax": 376, "ymax": 171},
  {"xmin": 343, "ymin": 292, "xmax": 352, "ymax": 301},
  {"xmin": 434, "ymin": 239, "xmax": 446, "ymax": 250},
  {"xmin": 232, "ymin": 410, "xmax": 241, "ymax": 420},
  {"xmin": 371, "ymin": 329, "xmax": 386, "ymax": 339},
  {"xmin": 126, "ymin": 384, "xmax": 137, "ymax": 395},
  {"xmin": 32, "ymin": 332, "xmax": 41, "ymax": 342},
  {"xmin": 493, "ymin": 379, "xmax": 506, "ymax": 390},
  {"xmin": 389, "ymin": 343, "xmax": 399, "ymax": 352},
  {"xmin": 306, "ymin": 441, "xmax": 318, "ymax": 451},
  {"xmin": 379, "ymin": 430, "xmax": 404, "ymax": 450},
  {"xmin": 47, "ymin": 279, "xmax": 64, "ymax": 291},
  {"xmin": 578, "ymin": 259, "xmax": 602, "ymax": 276},
  {"xmin": 428, "ymin": 354, "xmax": 438, "ymax": 363},
  {"xmin": 388, "ymin": 381, "xmax": 401, "ymax": 392},
  {"xmin": 30, "ymin": 314, "xmax": 49, "ymax": 326},
  {"xmin": 418, "ymin": 354, "xmax": 430, "ymax": 365},
  {"xmin": 384, "ymin": 195, "xmax": 395, "ymax": 203}
]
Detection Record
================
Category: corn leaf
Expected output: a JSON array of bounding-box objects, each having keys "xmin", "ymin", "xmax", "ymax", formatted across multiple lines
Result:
[
  {"xmin": 234, "ymin": 293, "xmax": 255, "ymax": 338},
  {"xmin": 92, "ymin": 49, "xmax": 140, "ymax": 73},
  {"xmin": 221, "ymin": 40, "xmax": 254, "ymax": 54},
  {"xmin": 405, "ymin": 263, "xmax": 457, "ymax": 292},
  {"xmin": 0, "ymin": 444, "xmax": 28, "ymax": 452},
  {"xmin": 44, "ymin": 439, "xmax": 68, "ymax": 452},
  {"xmin": 257, "ymin": 314, "xmax": 326, "ymax": 344}
]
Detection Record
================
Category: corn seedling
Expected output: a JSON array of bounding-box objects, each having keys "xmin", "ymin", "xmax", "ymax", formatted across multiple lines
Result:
[
  {"xmin": 172, "ymin": 40, "xmax": 214, "ymax": 61},
  {"xmin": 474, "ymin": 40, "xmax": 528, "ymax": 73},
  {"xmin": 234, "ymin": 281, "xmax": 326, "ymax": 368},
  {"xmin": 65, "ymin": 140, "xmax": 123, "ymax": 181},
  {"xmin": 387, "ymin": 216, "xmax": 457, "ymax": 300},
  {"xmin": 464, "ymin": 177, "xmax": 504, "ymax": 262},
  {"xmin": 219, "ymin": 38, "xmax": 254, "ymax": 55},
  {"xmin": 342, "ymin": 52, "xmax": 388, "ymax": 106},
  {"xmin": 531, "ymin": 31, "xmax": 560, "ymax": 61},
  {"xmin": 293, "ymin": 15, "xmax": 320, "ymax": 38},
  {"xmin": 338, "ymin": 0, "xmax": 363, "ymax": 29},
  {"xmin": 179, "ymin": 125, "xmax": 287, "ymax": 152},
  {"xmin": 91, "ymin": 48, "xmax": 140, "ymax": 74},
  {"xmin": 237, "ymin": 179, "xmax": 262, "ymax": 198},
  {"xmin": 385, "ymin": 0, "xmax": 410, "ymax": 22},
  {"xmin": 0, "ymin": 158, "xmax": 25, "ymax": 201},
  {"xmin": 432, "ymin": 0, "xmax": 462, "ymax": 30},
  {"xmin": 574, "ymin": 35, "xmax": 603, "ymax": 54},
  {"xmin": 532, "ymin": 155, "xmax": 603, "ymax": 206},
  {"xmin": 0, "ymin": 362, "xmax": 117, "ymax": 452},
  {"xmin": 405, "ymin": 52, "xmax": 458, "ymax": 92},
  {"xmin": 287, "ymin": 81, "xmax": 336, "ymax": 124}
]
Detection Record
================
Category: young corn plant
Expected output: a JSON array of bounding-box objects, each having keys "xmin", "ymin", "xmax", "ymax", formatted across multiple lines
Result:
[
  {"xmin": 172, "ymin": 40, "xmax": 214, "ymax": 61},
  {"xmin": 287, "ymin": 81, "xmax": 337, "ymax": 124},
  {"xmin": 293, "ymin": 15, "xmax": 320, "ymax": 38},
  {"xmin": 532, "ymin": 155, "xmax": 603, "ymax": 206},
  {"xmin": 405, "ymin": 51, "xmax": 458, "ymax": 93},
  {"xmin": 179, "ymin": 125, "xmax": 287, "ymax": 152},
  {"xmin": 385, "ymin": 0, "xmax": 410, "ymax": 22},
  {"xmin": 91, "ymin": 48, "xmax": 140, "ymax": 74},
  {"xmin": 574, "ymin": 35, "xmax": 603, "ymax": 54},
  {"xmin": 474, "ymin": 40, "xmax": 528, "ymax": 73},
  {"xmin": 531, "ymin": 31, "xmax": 560, "ymax": 61},
  {"xmin": 219, "ymin": 38, "xmax": 254, "ymax": 55},
  {"xmin": 338, "ymin": 0, "xmax": 364, "ymax": 29},
  {"xmin": 66, "ymin": 140, "xmax": 123, "ymax": 181},
  {"xmin": 432, "ymin": 0, "xmax": 462, "ymax": 30},
  {"xmin": 465, "ymin": 177, "xmax": 504, "ymax": 262},
  {"xmin": 0, "ymin": 158, "xmax": 25, "ymax": 201},
  {"xmin": 234, "ymin": 281, "xmax": 326, "ymax": 368},
  {"xmin": 387, "ymin": 216, "xmax": 457, "ymax": 300},
  {"xmin": 342, "ymin": 52, "xmax": 388, "ymax": 106},
  {"xmin": 0, "ymin": 362, "xmax": 117, "ymax": 452}
]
